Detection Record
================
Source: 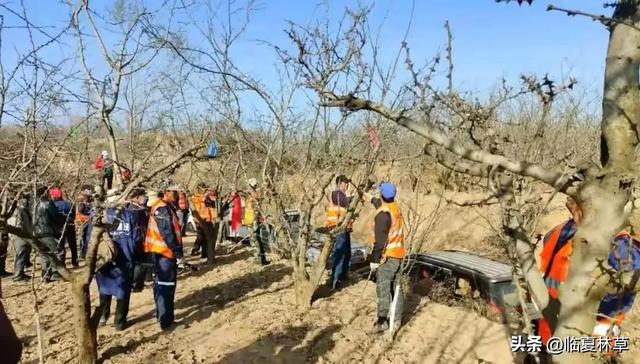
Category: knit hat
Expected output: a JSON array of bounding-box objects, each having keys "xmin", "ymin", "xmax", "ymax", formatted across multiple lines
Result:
[{"xmin": 379, "ymin": 182, "xmax": 396, "ymax": 200}]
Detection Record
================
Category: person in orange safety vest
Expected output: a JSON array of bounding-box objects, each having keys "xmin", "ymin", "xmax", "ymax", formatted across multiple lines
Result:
[
  {"xmin": 144, "ymin": 190, "xmax": 183, "ymax": 331},
  {"xmin": 190, "ymin": 184, "xmax": 218, "ymax": 262},
  {"xmin": 536, "ymin": 196, "xmax": 639, "ymax": 353},
  {"xmin": 365, "ymin": 181, "xmax": 405, "ymax": 335},
  {"xmin": 324, "ymin": 175, "xmax": 353, "ymax": 289}
]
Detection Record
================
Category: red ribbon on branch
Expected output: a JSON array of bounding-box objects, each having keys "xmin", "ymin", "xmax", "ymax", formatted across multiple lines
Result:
[{"xmin": 368, "ymin": 127, "xmax": 380, "ymax": 147}]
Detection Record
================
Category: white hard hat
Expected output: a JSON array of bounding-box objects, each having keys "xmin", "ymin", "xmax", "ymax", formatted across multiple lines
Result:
[
  {"xmin": 248, "ymin": 178, "xmax": 258, "ymax": 188},
  {"xmin": 101, "ymin": 150, "xmax": 109, "ymax": 157}
]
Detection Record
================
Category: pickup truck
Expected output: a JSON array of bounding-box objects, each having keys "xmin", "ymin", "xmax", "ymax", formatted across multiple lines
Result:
[{"xmin": 405, "ymin": 250, "xmax": 541, "ymax": 324}]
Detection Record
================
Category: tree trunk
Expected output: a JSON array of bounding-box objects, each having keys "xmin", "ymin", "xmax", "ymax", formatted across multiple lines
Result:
[
  {"xmin": 73, "ymin": 207, "xmax": 106, "ymax": 364},
  {"xmin": 103, "ymin": 113, "xmax": 122, "ymax": 187},
  {"xmin": 494, "ymin": 173, "xmax": 538, "ymax": 336},
  {"xmin": 293, "ymin": 219, "xmax": 313, "ymax": 308},
  {"xmin": 554, "ymin": 182, "xmax": 631, "ymax": 363},
  {"xmin": 554, "ymin": 3, "xmax": 640, "ymax": 363},
  {"xmin": 209, "ymin": 221, "xmax": 222, "ymax": 264},
  {"xmin": 72, "ymin": 273, "xmax": 98, "ymax": 364},
  {"xmin": 293, "ymin": 267, "xmax": 313, "ymax": 309},
  {"xmin": 308, "ymin": 236, "xmax": 334, "ymax": 293}
]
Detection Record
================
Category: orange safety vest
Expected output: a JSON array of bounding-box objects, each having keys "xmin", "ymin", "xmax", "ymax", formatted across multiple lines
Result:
[
  {"xmin": 191, "ymin": 193, "xmax": 216, "ymax": 223},
  {"xmin": 324, "ymin": 205, "xmax": 344, "ymax": 228},
  {"xmin": 75, "ymin": 202, "xmax": 90, "ymax": 223},
  {"xmin": 536, "ymin": 220, "xmax": 575, "ymax": 344},
  {"xmin": 539, "ymin": 220, "xmax": 575, "ymax": 298},
  {"xmin": 144, "ymin": 200, "xmax": 183, "ymax": 259},
  {"xmin": 537, "ymin": 221, "xmax": 634, "ymax": 345},
  {"xmin": 324, "ymin": 204, "xmax": 354, "ymax": 230},
  {"xmin": 371, "ymin": 201, "xmax": 405, "ymax": 259}
]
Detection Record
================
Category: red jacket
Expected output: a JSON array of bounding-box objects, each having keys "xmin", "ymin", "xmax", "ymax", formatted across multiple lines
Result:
[{"xmin": 94, "ymin": 156, "xmax": 105, "ymax": 170}]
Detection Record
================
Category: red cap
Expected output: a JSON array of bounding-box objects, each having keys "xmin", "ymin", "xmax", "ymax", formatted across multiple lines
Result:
[{"xmin": 49, "ymin": 187, "xmax": 63, "ymax": 200}]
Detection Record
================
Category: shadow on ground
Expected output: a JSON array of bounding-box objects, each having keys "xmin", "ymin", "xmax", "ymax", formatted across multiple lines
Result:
[
  {"xmin": 178, "ymin": 244, "xmax": 253, "ymax": 280},
  {"xmin": 175, "ymin": 262, "xmax": 292, "ymax": 325},
  {"xmin": 311, "ymin": 264, "xmax": 371, "ymax": 304},
  {"xmin": 217, "ymin": 323, "xmax": 341, "ymax": 364}
]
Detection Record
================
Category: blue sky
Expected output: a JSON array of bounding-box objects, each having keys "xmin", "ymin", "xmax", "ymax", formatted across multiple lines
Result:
[
  {"xmin": 1, "ymin": 0, "xmax": 611, "ymax": 121},
  {"xmin": 231, "ymin": 0, "xmax": 609, "ymax": 93}
]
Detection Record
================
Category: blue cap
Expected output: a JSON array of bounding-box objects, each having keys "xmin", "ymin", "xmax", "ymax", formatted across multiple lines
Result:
[{"xmin": 379, "ymin": 182, "xmax": 396, "ymax": 200}]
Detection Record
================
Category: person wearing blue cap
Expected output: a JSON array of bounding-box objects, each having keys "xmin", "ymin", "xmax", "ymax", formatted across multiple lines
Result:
[{"xmin": 365, "ymin": 181, "xmax": 406, "ymax": 335}]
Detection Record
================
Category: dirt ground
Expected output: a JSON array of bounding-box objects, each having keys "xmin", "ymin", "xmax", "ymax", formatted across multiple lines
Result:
[
  {"xmin": 3, "ymin": 238, "xmax": 515, "ymax": 364},
  {"xmin": 2, "ymin": 194, "xmax": 639, "ymax": 363}
]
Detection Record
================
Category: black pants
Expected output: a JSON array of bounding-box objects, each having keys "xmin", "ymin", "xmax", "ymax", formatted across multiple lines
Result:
[
  {"xmin": 12, "ymin": 237, "xmax": 31, "ymax": 277},
  {"xmin": 192, "ymin": 226, "xmax": 204, "ymax": 256},
  {"xmin": 250, "ymin": 222, "xmax": 269, "ymax": 264},
  {"xmin": 56, "ymin": 225, "xmax": 78, "ymax": 266},
  {"xmin": 193, "ymin": 222, "xmax": 216, "ymax": 260},
  {"xmin": 103, "ymin": 173, "xmax": 113, "ymax": 190},
  {"xmin": 99, "ymin": 292, "xmax": 131, "ymax": 329},
  {"xmin": 39, "ymin": 236, "xmax": 59, "ymax": 279},
  {"xmin": 176, "ymin": 210, "xmax": 188, "ymax": 236}
]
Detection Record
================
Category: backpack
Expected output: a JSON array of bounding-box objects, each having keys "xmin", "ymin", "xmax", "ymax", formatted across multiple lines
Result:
[{"xmin": 207, "ymin": 139, "xmax": 218, "ymax": 158}]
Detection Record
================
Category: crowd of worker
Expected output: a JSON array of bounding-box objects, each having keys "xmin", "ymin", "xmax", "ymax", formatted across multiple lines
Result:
[
  {"xmin": 0, "ymin": 151, "xmax": 274, "ymax": 334},
  {"xmin": 0, "ymin": 159, "xmax": 408, "ymax": 338},
  {"xmin": 0, "ymin": 149, "xmax": 638, "ymax": 363}
]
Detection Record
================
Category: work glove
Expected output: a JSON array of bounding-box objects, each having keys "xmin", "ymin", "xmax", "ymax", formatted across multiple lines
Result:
[
  {"xmin": 370, "ymin": 262, "xmax": 380, "ymax": 272},
  {"xmin": 177, "ymin": 258, "xmax": 186, "ymax": 270}
]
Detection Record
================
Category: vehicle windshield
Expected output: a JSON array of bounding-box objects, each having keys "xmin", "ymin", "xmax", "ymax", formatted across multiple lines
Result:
[{"xmin": 490, "ymin": 281, "xmax": 519, "ymax": 307}]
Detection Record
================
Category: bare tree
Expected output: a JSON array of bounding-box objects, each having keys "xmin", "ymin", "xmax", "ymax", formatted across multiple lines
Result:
[
  {"xmin": 69, "ymin": 0, "xmax": 175, "ymax": 187},
  {"xmin": 0, "ymin": 2, "xmax": 211, "ymax": 363},
  {"xmin": 279, "ymin": 2, "xmax": 640, "ymax": 362}
]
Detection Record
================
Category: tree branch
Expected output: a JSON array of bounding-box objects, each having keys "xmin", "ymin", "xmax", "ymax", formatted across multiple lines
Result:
[
  {"xmin": 117, "ymin": 141, "xmax": 206, "ymax": 202},
  {"xmin": 0, "ymin": 222, "xmax": 71, "ymax": 280},
  {"xmin": 316, "ymin": 90, "xmax": 578, "ymax": 193},
  {"xmin": 423, "ymin": 144, "xmax": 488, "ymax": 177},
  {"xmin": 547, "ymin": 4, "xmax": 640, "ymax": 32}
]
